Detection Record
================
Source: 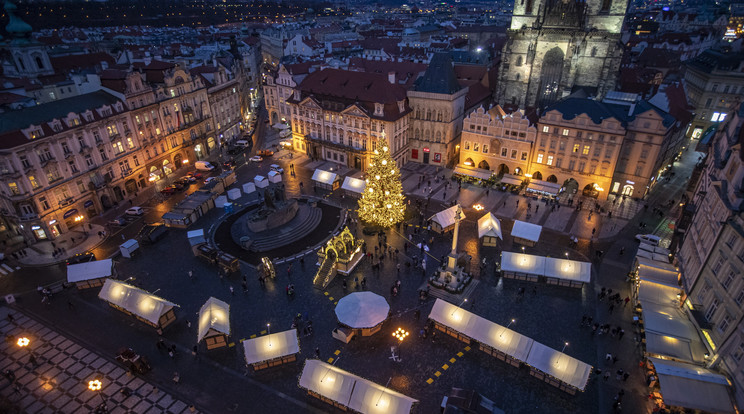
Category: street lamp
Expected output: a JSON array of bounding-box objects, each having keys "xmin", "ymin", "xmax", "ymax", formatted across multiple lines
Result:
[
  {"xmin": 561, "ymin": 341, "xmax": 569, "ymax": 353},
  {"xmin": 392, "ymin": 328, "xmax": 409, "ymax": 342},
  {"xmin": 499, "ymin": 319, "xmax": 516, "ymax": 338},
  {"xmin": 16, "ymin": 337, "xmax": 30, "ymax": 348},
  {"xmin": 88, "ymin": 379, "xmax": 107, "ymax": 412},
  {"xmin": 451, "ymin": 298, "xmax": 468, "ymax": 316},
  {"xmin": 565, "ymin": 252, "xmax": 569, "ymax": 259},
  {"xmin": 267, "ymin": 323, "xmax": 271, "ymax": 347}
]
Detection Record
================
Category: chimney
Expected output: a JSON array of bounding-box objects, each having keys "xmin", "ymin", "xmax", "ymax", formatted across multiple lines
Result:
[{"xmin": 388, "ymin": 71, "xmax": 396, "ymax": 84}]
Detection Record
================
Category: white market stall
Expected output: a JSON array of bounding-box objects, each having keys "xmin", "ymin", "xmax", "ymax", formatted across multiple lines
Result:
[
  {"xmin": 227, "ymin": 188, "xmax": 241, "ymax": 200},
  {"xmin": 524, "ymin": 341, "xmax": 593, "ymax": 395},
  {"xmin": 648, "ymin": 357, "xmax": 735, "ymax": 414},
  {"xmin": 499, "ymin": 174, "xmax": 523, "ymax": 186},
  {"xmin": 268, "ymin": 170, "xmax": 282, "ymax": 183},
  {"xmin": 215, "ymin": 195, "xmax": 228, "ymax": 208},
  {"xmin": 298, "ymin": 359, "xmax": 418, "ymax": 413},
  {"xmin": 119, "ymin": 239, "xmax": 139, "ymax": 258},
  {"xmin": 499, "ymin": 252, "xmax": 545, "ymax": 282},
  {"xmin": 67, "ymin": 259, "xmax": 114, "ymax": 289},
  {"xmin": 334, "ymin": 292, "xmax": 389, "ymax": 337},
  {"xmin": 477, "ymin": 213, "xmax": 502, "ymax": 247},
  {"xmin": 635, "ymin": 256, "xmax": 680, "ymax": 288},
  {"xmin": 526, "ymin": 179, "xmax": 561, "ymax": 197},
  {"xmin": 273, "ymin": 123, "xmax": 289, "ymax": 130},
  {"xmin": 429, "ymin": 205, "xmax": 465, "ymax": 234},
  {"xmin": 641, "ymin": 301, "xmax": 708, "ymax": 364},
  {"xmin": 500, "ymin": 252, "xmax": 591, "ymax": 287},
  {"xmin": 453, "ymin": 165, "xmax": 492, "ymax": 180},
  {"xmin": 254, "ymin": 175, "xmax": 268, "ymax": 189},
  {"xmin": 243, "ymin": 329, "xmax": 300, "ymax": 371},
  {"xmin": 636, "ymin": 249, "xmax": 671, "ymax": 263},
  {"xmin": 341, "ymin": 176, "xmax": 366, "ymax": 198},
  {"xmin": 636, "ymin": 280, "xmax": 681, "ymax": 307},
  {"xmin": 242, "ymin": 182, "xmax": 256, "ymax": 194},
  {"xmin": 98, "ymin": 279, "xmax": 178, "ymax": 332},
  {"xmin": 197, "ymin": 297, "xmax": 230, "ymax": 350},
  {"xmin": 312, "ymin": 169, "xmax": 339, "ymax": 191},
  {"xmin": 511, "ymin": 220, "xmax": 542, "ymax": 246}
]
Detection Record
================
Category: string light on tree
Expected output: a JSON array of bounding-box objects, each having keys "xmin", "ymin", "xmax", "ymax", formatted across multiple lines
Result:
[{"xmin": 357, "ymin": 130, "xmax": 405, "ymax": 227}]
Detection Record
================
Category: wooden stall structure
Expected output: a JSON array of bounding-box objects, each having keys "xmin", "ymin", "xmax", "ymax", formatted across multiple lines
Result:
[
  {"xmin": 242, "ymin": 329, "xmax": 299, "ymax": 371},
  {"xmin": 312, "ymin": 169, "xmax": 339, "ymax": 191},
  {"xmin": 500, "ymin": 252, "xmax": 591, "ymax": 288},
  {"xmin": 477, "ymin": 212, "xmax": 503, "ymax": 247},
  {"xmin": 198, "ymin": 297, "xmax": 230, "ymax": 350},
  {"xmin": 298, "ymin": 359, "xmax": 418, "ymax": 413},
  {"xmin": 429, "ymin": 205, "xmax": 466, "ymax": 234},
  {"xmin": 67, "ymin": 259, "xmax": 114, "ymax": 289},
  {"xmin": 511, "ymin": 220, "xmax": 542, "ymax": 247},
  {"xmin": 98, "ymin": 279, "xmax": 178, "ymax": 333},
  {"xmin": 341, "ymin": 176, "xmax": 365, "ymax": 198},
  {"xmin": 525, "ymin": 341, "xmax": 593, "ymax": 395}
]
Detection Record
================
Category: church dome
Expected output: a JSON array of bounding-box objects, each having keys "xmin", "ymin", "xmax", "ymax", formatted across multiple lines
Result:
[{"xmin": 5, "ymin": 1, "xmax": 32, "ymax": 37}]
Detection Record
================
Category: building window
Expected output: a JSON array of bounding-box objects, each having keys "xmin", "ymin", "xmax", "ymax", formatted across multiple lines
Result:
[
  {"xmin": 542, "ymin": 126, "xmax": 549, "ymax": 133},
  {"xmin": 578, "ymin": 161, "xmax": 586, "ymax": 172},
  {"xmin": 733, "ymin": 343, "xmax": 744, "ymax": 361},
  {"xmin": 713, "ymin": 257, "xmax": 725, "ymax": 275},
  {"xmin": 712, "ymin": 112, "xmax": 727, "ymax": 122},
  {"xmin": 501, "ymin": 148, "xmax": 508, "ymax": 157},
  {"xmin": 68, "ymin": 160, "xmax": 78, "ymax": 174},
  {"xmin": 536, "ymin": 154, "xmax": 544, "ymax": 164},
  {"xmin": 568, "ymin": 160, "xmax": 576, "ymax": 170},
  {"xmin": 547, "ymin": 155, "xmax": 554, "ymax": 166},
  {"xmin": 483, "ymin": 145, "xmax": 489, "ymax": 153},
  {"xmin": 704, "ymin": 298, "xmax": 719, "ymax": 321},
  {"xmin": 76, "ymin": 180, "xmax": 86, "ymax": 193},
  {"xmin": 562, "ymin": 129, "xmax": 570, "ymax": 136},
  {"xmin": 576, "ymin": 131, "xmax": 582, "ymax": 139},
  {"xmin": 464, "ymin": 141, "xmax": 470, "ymax": 150},
  {"xmin": 39, "ymin": 196, "xmax": 49, "ymax": 210},
  {"xmin": 723, "ymin": 271, "xmax": 736, "ymax": 290},
  {"xmin": 582, "ymin": 145, "xmax": 590, "ymax": 155},
  {"xmin": 521, "ymin": 152, "xmax": 528, "ymax": 161},
  {"xmin": 127, "ymin": 137, "xmax": 135, "ymax": 149},
  {"xmin": 99, "ymin": 148, "xmax": 108, "ymax": 161},
  {"xmin": 8, "ymin": 182, "xmax": 20, "ymax": 195},
  {"xmin": 113, "ymin": 142, "xmax": 124, "ymax": 155},
  {"xmin": 559, "ymin": 141, "xmax": 566, "ymax": 151},
  {"xmin": 556, "ymin": 158, "xmax": 562, "ymax": 168},
  {"xmin": 28, "ymin": 176, "xmax": 39, "ymax": 189},
  {"xmin": 473, "ymin": 143, "xmax": 480, "ymax": 152},
  {"xmin": 605, "ymin": 148, "xmax": 613, "ymax": 158},
  {"xmin": 719, "ymin": 314, "xmax": 731, "ymax": 334},
  {"xmin": 549, "ymin": 140, "xmax": 556, "ymax": 149},
  {"xmin": 573, "ymin": 144, "xmax": 580, "ymax": 153},
  {"xmin": 511, "ymin": 150, "xmax": 517, "ymax": 159},
  {"xmin": 736, "ymin": 289, "xmax": 744, "ymax": 305}
]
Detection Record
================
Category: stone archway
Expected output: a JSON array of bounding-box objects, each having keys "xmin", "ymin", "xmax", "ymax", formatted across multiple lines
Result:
[
  {"xmin": 163, "ymin": 159, "xmax": 173, "ymax": 175},
  {"xmin": 464, "ymin": 157, "xmax": 475, "ymax": 167},
  {"xmin": 532, "ymin": 171, "xmax": 543, "ymax": 180},
  {"xmin": 498, "ymin": 164, "xmax": 509, "ymax": 175},
  {"xmin": 583, "ymin": 183, "xmax": 600, "ymax": 199},
  {"xmin": 173, "ymin": 153, "xmax": 183, "ymax": 166},
  {"xmin": 537, "ymin": 47, "xmax": 565, "ymax": 108},
  {"xmin": 547, "ymin": 174, "xmax": 558, "ymax": 183},
  {"xmin": 563, "ymin": 178, "xmax": 579, "ymax": 195},
  {"xmin": 514, "ymin": 167, "xmax": 523, "ymax": 176},
  {"xmin": 125, "ymin": 179, "xmax": 137, "ymax": 195},
  {"xmin": 100, "ymin": 194, "xmax": 111, "ymax": 209},
  {"xmin": 478, "ymin": 160, "xmax": 490, "ymax": 170}
]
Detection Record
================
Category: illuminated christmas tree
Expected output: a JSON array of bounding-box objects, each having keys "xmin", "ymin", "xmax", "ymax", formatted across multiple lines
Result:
[{"xmin": 357, "ymin": 131, "xmax": 406, "ymax": 227}]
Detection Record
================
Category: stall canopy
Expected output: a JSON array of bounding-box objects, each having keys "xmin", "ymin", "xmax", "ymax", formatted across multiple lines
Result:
[
  {"xmin": 639, "ymin": 243, "xmax": 671, "ymax": 255},
  {"xmin": 477, "ymin": 213, "xmax": 503, "ymax": 240},
  {"xmin": 527, "ymin": 179, "xmax": 562, "ymax": 195},
  {"xmin": 500, "ymin": 174, "xmax": 523, "ymax": 186},
  {"xmin": 525, "ymin": 341, "xmax": 593, "ymax": 391},
  {"xmin": 500, "ymin": 252, "xmax": 546, "ymax": 277},
  {"xmin": 341, "ymin": 177, "xmax": 366, "ymax": 194},
  {"xmin": 511, "ymin": 220, "xmax": 542, "ymax": 243},
  {"xmin": 500, "ymin": 252, "xmax": 591, "ymax": 284},
  {"xmin": 453, "ymin": 165, "xmax": 492, "ymax": 180},
  {"xmin": 67, "ymin": 259, "xmax": 113, "ymax": 283},
  {"xmin": 242, "ymin": 182, "xmax": 256, "ymax": 194},
  {"xmin": 636, "ymin": 257, "xmax": 680, "ymax": 288},
  {"xmin": 243, "ymin": 329, "xmax": 299, "ymax": 365},
  {"xmin": 197, "ymin": 297, "xmax": 230, "ymax": 342},
  {"xmin": 430, "ymin": 205, "xmax": 465, "ymax": 230},
  {"xmin": 187, "ymin": 229, "xmax": 206, "ymax": 246},
  {"xmin": 650, "ymin": 357, "xmax": 735, "ymax": 414},
  {"xmin": 299, "ymin": 360, "xmax": 418, "ymax": 414},
  {"xmin": 335, "ymin": 292, "xmax": 389, "ymax": 328},
  {"xmin": 638, "ymin": 281, "xmax": 680, "ymax": 306},
  {"xmin": 636, "ymin": 249, "xmax": 671, "ymax": 263},
  {"xmin": 312, "ymin": 169, "xmax": 337, "ymax": 185},
  {"xmin": 642, "ymin": 301, "xmax": 708, "ymax": 363},
  {"xmin": 98, "ymin": 279, "xmax": 179, "ymax": 325},
  {"xmin": 273, "ymin": 123, "xmax": 289, "ymax": 130}
]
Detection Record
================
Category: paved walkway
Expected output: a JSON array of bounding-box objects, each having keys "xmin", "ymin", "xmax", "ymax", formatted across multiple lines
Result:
[{"xmin": 1, "ymin": 307, "xmax": 203, "ymax": 414}]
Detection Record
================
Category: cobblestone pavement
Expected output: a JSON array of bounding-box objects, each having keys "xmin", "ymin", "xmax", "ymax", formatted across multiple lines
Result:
[{"xmin": 1, "ymin": 307, "xmax": 203, "ymax": 414}]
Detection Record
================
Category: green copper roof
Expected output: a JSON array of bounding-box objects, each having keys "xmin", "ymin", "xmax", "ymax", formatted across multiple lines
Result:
[{"xmin": 5, "ymin": 1, "xmax": 32, "ymax": 37}]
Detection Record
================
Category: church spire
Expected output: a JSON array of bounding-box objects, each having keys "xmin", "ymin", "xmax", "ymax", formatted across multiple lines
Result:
[{"xmin": 4, "ymin": 1, "xmax": 33, "ymax": 39}]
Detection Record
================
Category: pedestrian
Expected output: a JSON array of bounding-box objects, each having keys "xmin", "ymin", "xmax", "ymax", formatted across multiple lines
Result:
[
  {"xmin": 3, "ymin": 368, "xmax": 15, "ymax": 382},
  {"xmin": 618, "ymin": 329, "xmax": 625, "ymax": 340},
  {"xmin": 606, "ymin": 353, "xmax": 612, "ymax": 361},
  {"xmin": 192, "ymin": 345, "xmax": 198, "ymax": 359},
  {"xmin": 343, "ymin": 280, "xmax": 347, "ymax": 290},
  {"xmin": 242, "ymin": 281, "xmax": 248, "ymax": 293},
  {"xmin": 27, "ymin": 354, "xmax": 37, "ymax": 367},
  {"xmin": 609, "ymin": 303, "xmax": 615, "ymax": 314},
  {"xmin": 532, "ymin": 286, "xmax": 537, "ymax": 296},
  {"xmin": 188, "ymin": 270, "xmax": 193, "ymax": 280},
  {"xmin": 624, "ymin": 296, "xmax": 630, "ymax": 307},
  {"xmin": 616, "ymin": 368, "xmax": 624, "ymax": 380},
  {"xmin": 229, "ymin": 286, "xmax": 234, "ymax": 295},
  {"xmin": 6, "ymin": 313, "xmax": 14, "ymax": 324},
  {"xmin": 12, "ymin": 383, "xmax": 21, "ymax": 395},
  {"xmin": 622, "ymin": 372, "xmax": 629, "ymax": 381},
  {"xmin": 612, "ymin": 356, "xmax": 619, "ymax": 365},
  {"xmin": 186, "ymin": 320, "xmax": 191, "ymax": 328},
  {"xmin": 157, "ymin": 338, "xmax": 165, "ymax": 351},
  {"xmin": 603, "ymin": 371, "xmax": 610, "ymax": 381},
  {"xmin": 315, "ymin": 347, "xmax": 320, "ymax": 359},
  {"xmin": 172, "ymin": 372, "xmax": 180, "ymax": 385}
]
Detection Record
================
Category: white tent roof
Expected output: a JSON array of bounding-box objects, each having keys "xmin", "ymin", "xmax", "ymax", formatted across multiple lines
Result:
[
  {"xmin": 637, "ymin": 259, "xmax": 680, "ymax": 288},
  {"xmin": 500, "ymin": 174, "xmax": 523, "ymax": 186},
  {"xmin": 638, "ymin": 281, "xmax": 680, "ymax": 306},
  {"xmin": 527, "ymin": 179, "xmax": 561, "ymax": 195},
  {"xmin": 650, "ymin": 357, "xmax": 735, "ymax": 414},
  {"xmin": 243, "ymin": 329, "xmax": 299, "ymax": 365},
  {"xmin": 428, "ymin": 298, "xmax": 480, "ymax": 338},
  {"xmin": 335, "ymin": 292, "xmax": 389, "ymax": 328},
  {"xmin": 500, "ymin": 251, "xmax": 546, "ymax": 276},
  {"xmin": 453, "ymin": 165, "xmax": 492, "ymax": 180},
  {"xmin": 242, "ymin": 182, "xmax": 256, "ymax": 194},
  {"xmin": 187, "ymin": 229, "xmax": 206, "ymax": 246},
  {"xmin": 543, "ymin": 257, "xmax": 592, "ymax": 284},
  {"xmin": 525, "ymin": 341, "xmax": 593, "ymax": 391},
  {"xmin": 298, "ymin": 360, "xmax": 417, "ymax": 414},
  {"xmin": 312, "ymin": 169, "xmax": 337, "ymax": 185},
  {"xmin": 98, "ymin": 279, "xmax": 178, "ymax": 325},
  {"xmin": 67, "ymin": 259, "xmax": 113, "ymax": 283},
  {"xmin": 642, "ymin": 301, "xmax": 707, "ymax": 363},
  {"xmin": 429, "ymin": 205, "xmax": 465, "ymax": 229},
  {"xmin": 120, "ymin": 239, "xmax": 138, "ymax": 249},
  {"xmin": 639, "ymin": 242, "xmax": 670, "ymax": 255},
  {"xmin": 268, "ymin": 170, "xmax": 282, "ymax": 183},
  {"xmin": 254, "ymin": 175, "xmax": 267, "ymax": 182},
  {"xmin": 341, "ymin": 176, "xmax": 366, "ymax": 194},
  {"xmin": 197, "ymin": 297, "xmax": 230, "ymax": 342},
  {"xmin": 511, "ymin": 220, "xmax": 542, "ymax": 242},
  {"xmin": 477, "ymin": 213, "xmax": 503, "ymax": 240}
]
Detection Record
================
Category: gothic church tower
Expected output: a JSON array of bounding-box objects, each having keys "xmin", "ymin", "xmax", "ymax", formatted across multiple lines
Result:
[{"xmin": 497, "ymin": 0, "xmax": 628, "ymax": 109}]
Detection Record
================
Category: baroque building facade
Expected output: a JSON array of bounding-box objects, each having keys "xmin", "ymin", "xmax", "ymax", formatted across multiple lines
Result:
[{"xmin": 496, "ymin": 0, "xmax": 628, "ymax": 108}]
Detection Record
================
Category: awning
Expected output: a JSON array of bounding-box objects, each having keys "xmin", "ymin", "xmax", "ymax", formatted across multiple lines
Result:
[
  {"xmin": 636, "ymin": 259, "xmax": 680, "ymax": 288},
  {"xmin": 312, "ymin": 169, "xmax": 337, "ymax": 185},
  {"xmin": 341, "ymin": 176, "xmax": 366, "ymax": 194},
  {"xmin": 500, "ymin": 252, "xmax": 591, "ymax": 283},
  {"xmin": 525, "ymin": 341, "xmax": 593, "ymax": 391},
  {"xmin": 67, "ymin": 259, "xmax": 113, "ymax": 283},
  {"xmin": 298, "ymin": 360, "xmax": 418, "ymax": 414},
  {"xmin": 335, "ymin": 292, "xmax": 389, "ymax": 329},
  {"xmin": 638, "ymin": 280, "xmax": 680, "ymax": 306},
  {"xmin": 453, "ymin": 165, "xmax": 492, "ymax": 180},
  {"xmin": 642, "ymin": 301, "xmax": 708, "ymax": 363},
  {"xmin": 651, "ymin": 357, "xmax": 735, "ymax": 414},
  {"xmin": 511, "ymin": 220, "xmax": 542, "ymax": 242},
  {"xmin": 527, "ymin": 179, "xmax": 561, "ymax": 195},
  {"xmin": 499, "ymin": 174, "xmax": 523, "ymax": 186},
  {"xmin": 639, "ymin": 242, "xmax": 671, "ymax": 255},
  {"xmin": 477, "ymin": 212, "xmax": 503, "ymax": 239},
  {"xmin": 243, "ymin": 329, "xmax": 299, "ymax": 365},
  {"xmin": 272, "ymin": 123, "xmax": 289, "ymax": 130},
  {"xmin": 98, "ymin": 279, "xmax": 179, "ymax": 325},
  {"xmin": 429, "ymin": 205, "xmax": 465, "ymax": 229},
  {"xmin": 197, "ymin": 297, "xmax": 230, "ymax": 342}
]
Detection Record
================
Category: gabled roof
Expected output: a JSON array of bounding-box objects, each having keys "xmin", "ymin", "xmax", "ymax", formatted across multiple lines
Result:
[
  {"xmin": 543, "ymin": 98, "xmax": 626, "ymax": 126},
  {"xmin": 686, "ymin": 49, "xmax": 744, "ymax": 74},
  {"xmin": 414, "ymin": 52, "xmax": 461, "ymax": 94},
  {"xmin": 50, "ymin": 52, "xmax": 116, "ymax": 73}
]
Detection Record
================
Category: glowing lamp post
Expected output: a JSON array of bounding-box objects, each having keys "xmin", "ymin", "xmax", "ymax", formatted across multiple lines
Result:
[
  {"xmin": 499, "ymin": 319, "xmax": 516, "ymax": 338},
  {"xmin": 451, "ymin": 298, "xmax": 468, "ymax": 316},
  {"xmin": 392, "ymin": 328, "xmax": 409, "ymax": 342},
  {"xmin": 17, "ymin": 337, "xmax": 30, "ymax": 349},
  {"xmin": 88, "ymin": 379, "xmax": 107, "ymax": 411}
]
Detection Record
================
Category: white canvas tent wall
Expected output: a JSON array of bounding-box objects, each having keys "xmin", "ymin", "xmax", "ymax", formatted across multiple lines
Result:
[
  {"xmin": 312, "ymin": 169, "xmax": 337, "ymax": 186},
  {"xmin": 477, "ymin": 213, "xmax": 503, "ymax": 240},
  {"xmin": 642, "ymin": 301, "xmax": 708, "ymax": 363},
  {"xmin": 242, "ymin": 182, "xmax": 256, "ymax": 194},
  {"xmin": 341, "ymin": 176, "xmax": 366, "ymax": 196},
  {"xmin": 543, "ymin": 257, "xmax": 592, "ymax": 285},
  {"xmin": 511, "ymin": 220, "xmax": 542, "ymax": 245},
  {"xmin": 500, "ymin": 252, "xmax": 546, "ymax": 279},
  {"xmin": 98, "ymin": 279, "xmax": 178, "ymax": 327},
  {"xmin": 298, "ymin": 359, "xmax": 418, "ymax": 414},
  {"xmin": 525, "ymin": 341, "xmax": 592, "ymax": 391},
  {"xmin": 254, "ymin": 175, "xmax": 268, "ymax": 188},
  {"xmin": 243, "ymin": 329, "xmax": 299, "ymax": 366},
  {"xmin": 429, "ymin": 205, "xmax": 465, "ymax": 233},
  {"xmin": 197, "ymin": 297, "xmax": 230, "ymax": 342},
  {"xmin": 650, "ymin": 357, "xmax": 735, "ymax": 414},
  {"xmin": 67, "ymin": 259, "xmax": 113, "ymax": 284},
  {"xmin": 268, "ymin": 170, "xmax": 282, "ymax": 183}
]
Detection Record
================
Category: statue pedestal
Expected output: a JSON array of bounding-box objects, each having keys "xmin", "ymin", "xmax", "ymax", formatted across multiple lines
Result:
[{"xmin": 429, "ymin": 252, "xmax": 472, "ymax": 294}]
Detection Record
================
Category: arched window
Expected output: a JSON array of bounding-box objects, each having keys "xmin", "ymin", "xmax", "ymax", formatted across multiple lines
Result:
[
  {"xmin": 415, "ymin": 128, "xmax": 420, "ymax": 139},
  {"xmin": 35, "ymin": 56, "xmax": 44, "ymax": 70},
  {"xmin": 16, "ymin": 56, "xmax": 25, "ymax": 71},
  {"xmin": 416, "ymin": 109, "xmax": 421, "ymax": 119},
  {"xmin": 516, "ymin": 56, "xmax": 523, "ymax": 66},
  {"xmin": 426, "ymin": 110, "xmax": 431, "ymax": 120},
  {"xmin": 435, "ymin": 131, "xmax": 442, "ymax": 143},
  {"xmin": 437, "ymin": 112, "xmax": 442, "ymax": 122}
]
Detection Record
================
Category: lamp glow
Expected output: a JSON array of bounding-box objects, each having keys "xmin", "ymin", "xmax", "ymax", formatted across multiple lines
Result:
[
  {"xmin": 392, "ymin": 328, "xmax": 409, "ymax": 342},
  {"xmin": 17, "ymin": 337, "xmax": 29, "ymax": 348}
]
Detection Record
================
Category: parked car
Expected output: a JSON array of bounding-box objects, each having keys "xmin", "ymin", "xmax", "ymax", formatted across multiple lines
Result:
[
  {"xmin": 635, "ymin": 234, "xmax": 662, "ymax": 246},
  {"xmin": 160, "ymin": 186, "xmax": 176, "ymax": 195},
  {"xmin": 108, "ymin": 217, "xmax": 128, "ymax": 227},
  {"xmin": 180, "ymin": 175, "xmax": 196, "ymax": 183},
  {"xmin": 125, "ymin": 206, "xmax": 145, "ymax": 216},
  {"xmin": 257, "ymin": 149, "xmax": 274, "ymax": 157},
  {"xmin": 270, "ymin": 164, "xmax": 284, "ymax": 174},
  {"xmin": 204, "ymin": 177, "xmax": 218, "ymax": 185},
  {"xmin": 187, "ymin": 171, "xmax": 204, "ymax": 179},
  {"xmin": 67, "ymin": 251, "xmax": 96, "ymax": 265},
  {"xmin": 249, "ymin": 155, "xmax": 263, "ymax": 162},
  {"xmin": 195, "ymin": 161, "xmax": 215, "ymax": 171},
  {"xmin": 136, "ymin": 224, "xmax": 169, "ymax": 244}
]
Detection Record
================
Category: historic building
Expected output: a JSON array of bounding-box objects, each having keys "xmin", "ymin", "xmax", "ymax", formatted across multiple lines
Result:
[
  {"xmin": 496, "ymin": 0, "xmax": 627, "ymax": 108},
  {"xmin": 675, "ymin": 103, "xmax": 744, "ymax": 408},
  {"xmin": 193, "ymin": 64, "xmax": 242, "ymax": 147},
  {"xmin": 287, "ymin": 68, "xmax": 411, "ymax": 170},
  {"xmin": 683, "ymin": 48, "xmax": 744, "ymax": 139},
  {"xmin": 407, "ymin": 53, "xmax": 468, "ymax": 167},
  {"xmin": 459, "ymin": 105, "xmax": 536, "ymax": 177}
]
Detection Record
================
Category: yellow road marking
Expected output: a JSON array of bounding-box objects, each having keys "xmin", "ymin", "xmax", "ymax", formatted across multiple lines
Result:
[
  {"xmin": 228, "ymin": 343, "xmax": 235, "ymax": 347},
  {"xmin": 334, "ymin": 350, "xmax": 341, "ymax": 356},
  {"xmin": 329, "ymin": 297, "xmax": 334, "ymax": 301},
  {"xmin": 456, "ymin": 352, "xmax": 464, "ymax": 357},
  {"xmin": 426, "ymin": 378, "xmax": 434, "ymax": 384},
  {"xmin": 464, "ymin": 346, "xmax": 471, "ymax": 352},
  {"xmin": 449, "ymin": 358, "xmax": 456, "ymax": 363},
  {"xmin": 260, "ymin": 330, "xmax": 267, "ymax": 335},
  {"xmin": 442, "ymin": 364, "xmax": 449, "ymax": 370},
  {"xmin": 250, "ymin": 334, "xmax": 256, "ymax": 339},
  {"xmin": 324, "ymin": 292, "xmax": 329, "ymax": 296},
  {"xmin": 327, "ymin": 357, "xmax": 334, "ymax": 363},
  {"xmin": 434, "ymin": 371, "xmax": 441, "ymax": 377}
]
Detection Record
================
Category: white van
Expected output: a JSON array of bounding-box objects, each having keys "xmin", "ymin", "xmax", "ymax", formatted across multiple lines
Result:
[
  {"xmin": 635, "ymin": 234, "xmax": 662, "ymax": 246},
  {"xmin": 195, "ymin": 161, "xmax": 215, "ymax": 171},
  {"xmin": 235, "ymin": 140, "xmax": 251, "ymax": 148}
]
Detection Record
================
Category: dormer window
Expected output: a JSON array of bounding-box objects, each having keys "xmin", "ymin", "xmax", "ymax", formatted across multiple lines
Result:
[
  {"xmin": 397, "ymin": 101, "xmax": 405, "ymax": 113},
  {"xmin": 374, "ymin": 103, "xmax": 384, "ymax": 116},
  {"xmin": 69, "ymin": 117, "xmax": 80, "ymax": 127},
  {"xmin": 29, "ymin": 129, "xmax": 43, "ymax": 139}
]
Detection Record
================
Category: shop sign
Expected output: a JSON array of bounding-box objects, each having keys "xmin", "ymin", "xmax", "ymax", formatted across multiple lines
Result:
[
  {"xmin": 84, "ymin": 200, "xmax": 94, "ymax": 208},
  {"xmin": 434, "ymin": 153, "xmax": 441, "ymax": 163},
  {"xmin": 63, "ymin": 209, "xmax": 78, "ymax": 219}
]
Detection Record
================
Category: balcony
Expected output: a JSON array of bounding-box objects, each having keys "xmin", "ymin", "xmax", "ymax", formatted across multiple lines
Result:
[
  {"xmin": 18, "ymin": 213, "xmax": 39, "ymax": 222},
  {"xmin": 58, "ymin": 196, "xmax": 75, "ymax": 206},
  {"xmin": 79, "ymin": 145, "xmax": 91, "ymax": 154},
  {"xmin": 121, "ymin": 169, "xmax": 134, "ymax": 178},
  {"xmin": 109, "ymin": 133, "xmax": 121, "ymax": 142},
  {"xmin": 64, "ymin": 151, "xmax": 74, "ymax": 159}
]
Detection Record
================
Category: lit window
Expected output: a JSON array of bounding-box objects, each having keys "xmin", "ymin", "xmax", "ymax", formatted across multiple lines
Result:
[
  {"xmin": 562, "ymin": 129, "xmax": 570, "ymax": 136},
  {"xmin": 547, "ymin": 155, "xmax": 554, "ymax": 166},
  {"xmin": 542, "ymin": 126, "xmax": 549, "ymax": 133},
  {"xmin": 583, "ymin": 145, "xmax": 590, "ymax": 155},
  {"xmin": 573, "ymin": 144, "xmax": 580, "ymax": 153},
  {"xmin": 712, "ymin": 112, "xmax": 727, "ymax": 122},
  {"xmin": 536, "ymin": 154, "xmax": 544, "ymax": 163}
]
